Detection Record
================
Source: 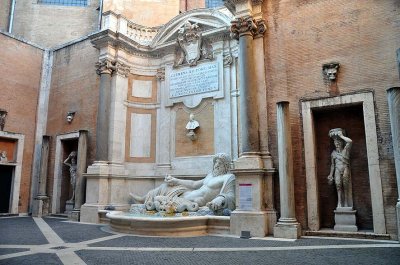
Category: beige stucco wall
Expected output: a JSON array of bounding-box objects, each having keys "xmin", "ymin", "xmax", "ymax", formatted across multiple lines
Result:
[
  {"xmin": 11, "ymin": 0, "xmax": 100, "ymax": 48},
  {"xmin": 103, "ymin": 0, "xmax": 179, "ymax": 26},
  {"xmin": 0, "ymin": 0, "xmax": 11, "ymax": 32}
]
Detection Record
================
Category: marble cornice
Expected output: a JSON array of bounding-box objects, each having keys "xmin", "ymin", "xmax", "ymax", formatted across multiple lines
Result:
[{"xmin": 90, "ymin": 23, "xmax": 234, "ymax": 60}]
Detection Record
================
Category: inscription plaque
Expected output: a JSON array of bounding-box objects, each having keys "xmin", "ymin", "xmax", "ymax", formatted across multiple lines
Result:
[{"xmin": 169, "ymin": 62, "xmax": 218, "ymax": 98}]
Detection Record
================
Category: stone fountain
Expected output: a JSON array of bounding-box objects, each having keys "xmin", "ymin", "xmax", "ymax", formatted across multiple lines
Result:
[{"xmin": 107, "ymin": 153, "xmax": 235, "ymax": 236}]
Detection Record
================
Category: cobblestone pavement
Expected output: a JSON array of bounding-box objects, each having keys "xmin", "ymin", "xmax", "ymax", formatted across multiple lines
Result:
[{"xmin": 0, "ymin": 216, "xmax": 399, "ymax": 265}]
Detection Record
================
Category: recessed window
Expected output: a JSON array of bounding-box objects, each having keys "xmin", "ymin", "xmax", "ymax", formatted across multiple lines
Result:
[
  {"xmin": 205, "ymin": 0, "xmax": 224, "ymax": 8},
  {"xmin": 38, "ymin": 0, "xmax": 88, "ymax": 6}
]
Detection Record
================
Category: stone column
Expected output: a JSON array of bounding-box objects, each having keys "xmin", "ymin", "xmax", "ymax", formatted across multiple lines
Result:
[
  {"xmin": 73, "ymin": 130, "xmax": 88, "ymax": 210},
  {"xmin": 387, "ymin": 87, "xmax": 400, "ymax": 241},
  {"xmin": 81, "ymin": 59, "xmax": 130, "ymax": 223},
  {"xmin": 95, "ymin": 58, "xmax": 115, "ymax": 161},
  {"xmin": 230, "ymin": 16, "xmax": 269, "ymax": 238},
  {"xmin": 33, "ymin": 135, "xmax": 50, "ymax": 217},
  {"xmin": 273, "ymin": 101, "xmax": 301, "ymax": 239},
  {"xmin": 232, "ymin": 16, "xmax": 260, "ymax": 156},
  {"xmin": 155, "ymin": 67, "xmax": 172, "ymax": 172}
]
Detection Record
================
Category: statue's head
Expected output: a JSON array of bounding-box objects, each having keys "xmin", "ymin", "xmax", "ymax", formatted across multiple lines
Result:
[
  {"xmin": 333, "ymin": 139, "xmax": 343, "ymax": 150},
  {"xmin": 213, "ymin": 153, "xmax": 231, "ymax": 176}
]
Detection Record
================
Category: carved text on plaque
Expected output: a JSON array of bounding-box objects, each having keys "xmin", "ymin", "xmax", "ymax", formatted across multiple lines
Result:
[{"xmin": 169, "ymin": 62, "xmax": 218, "ymax": 98}]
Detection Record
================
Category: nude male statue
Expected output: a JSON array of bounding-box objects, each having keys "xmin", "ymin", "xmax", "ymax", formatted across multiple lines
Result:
[
  {"xmin": 64, "ymin": 151, "xmax": 77, "ymax": 202},
  {"xmin": 130, "ymin": 153, "xmax": 235, "ymax": 215},
  {"xmin": 327, "ymin": 128, "xmax": 352, "ymax": 208}
]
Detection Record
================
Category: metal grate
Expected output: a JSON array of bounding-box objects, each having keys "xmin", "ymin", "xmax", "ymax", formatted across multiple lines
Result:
[
  {"xmin": 205, "ymin": 0, "xmax": 224, "ymax": 8},
  {"xmin": 38, "ymin": 0, "xmax": 88, "ymax": 6}
]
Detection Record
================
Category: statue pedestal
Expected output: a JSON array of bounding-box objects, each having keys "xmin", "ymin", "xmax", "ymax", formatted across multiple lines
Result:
[
  {"xmin": 69, "ymin": 209, "xmax": 80, "ymax": 222},
  {"xmin": 274, "ymin": 221, "xmax": 302, "ymax": 239},
  {"xmin": 230, "ymin": 162, "xmax": 269, "ymax": 237},
  {"xmin": 334, "ymin": 207, "xmax": 358, "ymax": 232},
  {"xmin": 65, "ymin": 200, "xmax": 74, "ymax": 214}
]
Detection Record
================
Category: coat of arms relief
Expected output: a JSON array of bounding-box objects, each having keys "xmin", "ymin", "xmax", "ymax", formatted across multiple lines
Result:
[{"xmin": 174, "ymin": 21, "xmax": 214, "ymax": 67}]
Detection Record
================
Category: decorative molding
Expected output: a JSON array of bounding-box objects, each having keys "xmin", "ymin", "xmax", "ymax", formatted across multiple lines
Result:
[
  {"xmin": 223, "ymin": 53, "xmax": 233, "ymax": 67},
  {"xmin": 156, "ymin": 68, "xmax": 165, "ymax": 81},
  {"xmin": 95, "ymin": 58, "xmax": 116, "ymax": 75},
  {"xmin": 230, "ymin": 16, "xmax": 258, "ymax": 39}
]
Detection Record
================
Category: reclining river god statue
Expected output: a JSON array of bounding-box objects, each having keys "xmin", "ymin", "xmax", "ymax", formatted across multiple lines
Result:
[{"xmin": 130, "ymin": 153, "xmax": 236, "ymax": 215}]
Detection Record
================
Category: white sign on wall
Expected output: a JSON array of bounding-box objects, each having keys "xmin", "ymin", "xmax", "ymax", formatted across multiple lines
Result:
[
  {"xmin": 169, "ymin": 61, "xmax": 218, "ymax": 98},
  {"xmin": 239, "ymin": 184, "xmax": 253, "ymax": 211}
]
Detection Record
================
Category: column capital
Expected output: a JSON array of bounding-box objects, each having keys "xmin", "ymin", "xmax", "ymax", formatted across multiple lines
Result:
[
  {"xmin": 95, "ymin": 58, "xmax": 116, "ymax": 75},
  {"xmin": 254, "ymin": 19, "xmax": 267, "ymax": 38},
  {"xmin": 156, "ymin": 67, "xmax": 165, "ymax": 81},
  {"xmin": 230, "ymin": 16, "xmax": 266, "ymax": 39},
  {"xmin": 115, "ymin": 61, "xmax": 131, "ymax": 77}
]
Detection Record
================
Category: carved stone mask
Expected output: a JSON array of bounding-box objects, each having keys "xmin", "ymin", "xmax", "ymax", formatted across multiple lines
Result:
[{"xmin": 322, "ymin": 62, "xmax": 340, "ymax": 81}]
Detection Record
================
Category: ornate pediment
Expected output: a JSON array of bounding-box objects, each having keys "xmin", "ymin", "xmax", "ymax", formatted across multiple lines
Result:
[{"xmin": 151, "ymin": 9, "xmax": 232, "ymax": 49}]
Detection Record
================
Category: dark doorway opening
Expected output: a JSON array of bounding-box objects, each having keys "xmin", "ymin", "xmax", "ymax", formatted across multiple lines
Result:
[{"xmin": 0, "ymin": 165, "xmax": 13, "ymax": 213}]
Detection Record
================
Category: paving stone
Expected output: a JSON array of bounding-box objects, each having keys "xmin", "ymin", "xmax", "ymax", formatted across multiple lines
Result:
[
  {"xmin": 76, "ymin": 248, "xmax": 400, "ymax": 265},
  {"xmin": 0, "ymin": 217, "xmax": 48, "ymax": 245},
  {"xmin": 43, "ymin": 217, "xmax": 112, "ymax": 243},
  {"xmin": 88, "ymin": 235, "xmax": 381, "ymax": 248},
  {"xmin": 0, "ymin": 253, "xmax": 62, "ymax": 265},
  {"xmin": 0, "ymin": 248, "xmax": 29, "ymax": 255}
]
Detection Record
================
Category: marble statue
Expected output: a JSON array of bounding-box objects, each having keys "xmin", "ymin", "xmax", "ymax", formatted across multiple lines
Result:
[
  {"xmin": 130, "ymin": 153, "xmax": 235, "ymax": 215},
  {"xmin": 186, "ymin": 113, "xmax": 200, "ymax": 141},
  {"xmin": 64, "ymin": 151, "xmax": 77, "ymax": 202},
  {"xmin": 0, "ymin": 150, "xmax": 8, "ymax": 162},
  {"xmin": 327, "ymin": 128, "xmax": 352, "ymax": 208}
]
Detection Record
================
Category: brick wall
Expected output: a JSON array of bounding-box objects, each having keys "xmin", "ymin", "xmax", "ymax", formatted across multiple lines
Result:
[
  {"xmin": 12, "ymin": 0, "xmax": 99, "ymax": 48},
  {"xmin": 263, "ymin": 0, "xmax": 400, "ymax": 238},
  {"xmin": 46, "ymin": 39, "xmax": 99, "ymax": 211},
  {"xmin": 0, "ymin": 33, "xmax": 43, "ymax": 213}
]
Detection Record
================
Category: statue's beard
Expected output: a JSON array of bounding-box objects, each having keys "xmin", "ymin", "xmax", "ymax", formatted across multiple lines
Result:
[{"xmin": 212, "ymin": 167, "xmax": 226, "ymax": 176}]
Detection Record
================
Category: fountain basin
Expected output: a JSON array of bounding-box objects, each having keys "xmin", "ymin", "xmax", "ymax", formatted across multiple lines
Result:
[{"xmin": 107, "ymin": 211, "xmax": 230, "ymax": 236}]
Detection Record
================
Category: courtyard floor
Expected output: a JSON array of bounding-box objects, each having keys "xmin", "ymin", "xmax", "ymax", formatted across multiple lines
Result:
[{"xmin": 0, "ymin": 216, "xmax": 399, "ymax": 265}]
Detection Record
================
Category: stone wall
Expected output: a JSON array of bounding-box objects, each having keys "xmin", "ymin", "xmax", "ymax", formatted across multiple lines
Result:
[
  {"xmin": 46, "ymin": 39, "xmax": 99, "ymax": 212},
  {"xmin": 103, "ymin": 0, "xmax": 179, "ymax": 27},
  {"xmin": 0, "ymin": 33, "xmax": 43, "ymax": 213},
  {"xmin": 11, "ymin": 0, "xmax": 99, "ymax": 48},
  {"xmin": 263, "ymin": 0, "xmax": 400, "ymax": 238}
]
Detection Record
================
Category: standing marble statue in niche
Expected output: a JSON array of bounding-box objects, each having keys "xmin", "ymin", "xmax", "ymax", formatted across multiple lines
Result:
[
  {"xmin": 130, "ymin": 153, "xmax": 235, "ymax": 215},
  {"xmin": 327, "ymin": 128, "xmax": 353, "ymax": 208},
  {"xmin": 64, "ymin": 151, "xmax": 77, "ymax": 202},
  {"xmin": 186, "ymin": 113, "xmax": 200, "ymax": 141}
]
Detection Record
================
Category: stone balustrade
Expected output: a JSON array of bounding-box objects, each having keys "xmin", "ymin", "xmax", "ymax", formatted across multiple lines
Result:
[{"xmin": 101, "ymin": 11, "xmax": 159, "ymax": 46}]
